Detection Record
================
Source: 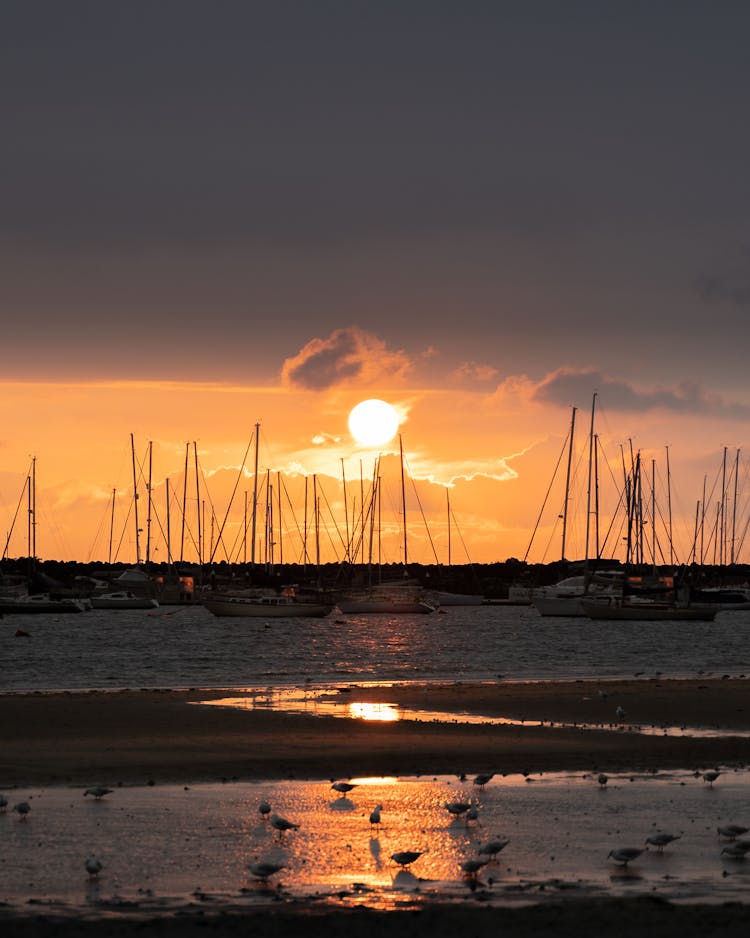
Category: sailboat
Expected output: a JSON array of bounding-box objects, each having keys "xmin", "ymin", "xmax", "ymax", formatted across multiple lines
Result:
[{"xmin": 336, "ymin": 437, "xmax": 435, "ymax": 615}]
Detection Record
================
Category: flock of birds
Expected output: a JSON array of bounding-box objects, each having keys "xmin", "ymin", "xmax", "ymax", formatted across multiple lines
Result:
[{"xmin": 2, "ymin": 767, "xmax": 747, "ymax": 893}]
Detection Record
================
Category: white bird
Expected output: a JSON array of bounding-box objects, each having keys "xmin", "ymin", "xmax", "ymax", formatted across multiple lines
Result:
[
  {"xmin": 608, "ymin": 847, "xmax": 644, "ymax": 868},
  {"xmin": 478, "ymin": 838, "xmax": 509, "ymax": 859},
  {"xmin": 85, "ymin": 856, "xmax": 102, "ymax": 879},
  {"xmin": 269, "ymin": 813, "xmax": 300, "ymax": 835},
  {"xmin": 259, "ymin": 800, "xmax": 271, "ymax": 819},
  {"xmin": 718, "ymin": 824, "xmax": 749, "ymax": 840},
  {"xmin": 391, "ymin": 850, "xmax": 426, "ymax": 869},
  {"xmin": 369, "ymin": 803, "xmax": 383, "ymax": 827},
  {"xmin": 84, "ymin": 787, "xmax": 113, "ymax": 800},
  {"xmin": 445, "ymin": 800, "xmax": 471, "ymax": 818},
  {"xmin": 331, "ymin": 781, "xmax": 357, "ymax": 796},
  {"xmin": 0, "ymin": 795, "xmax": 8, "ymax": 813},
  {"xmin": 13, "ymin": 801, "xmax": 31, "ymax": 820},
  {"xmin": 460, "ymin": 858, "xmax": 488, "ymax": 878},
  {"xmin": 248, "ymin": 860, "xmax": 285, "ymax": 881},
  {"xmin": 703, "ymin": 771, "xmax": 720, "ymax": 787},
  {"xmin": 645, "ymin": 833, "xmax": 681, "ymax": 852},
  {"xmin": 473, "ymin": 773, "xmax": 494, "ymax": 789}
]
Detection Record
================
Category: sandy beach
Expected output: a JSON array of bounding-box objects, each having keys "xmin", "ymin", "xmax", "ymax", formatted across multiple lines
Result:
[
  {"xmin": 2, "ymin": 677, "xmax": 749, "ymax": 787},
  {"xmin": 3, "ymin": 677, "xmax": 750, "ymax": 936}
]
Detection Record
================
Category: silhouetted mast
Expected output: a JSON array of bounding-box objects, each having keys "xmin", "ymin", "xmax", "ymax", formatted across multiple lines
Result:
[
  {"xmin": 251, "ymin": 422, "xmax": 260, "ymax": 567},
  {"xmin": 561, "ymin": 406, "xmax": 577, "ymax": 562},
  {"xmin": 130, "ymin": 433, "xmax": 141, "ymax": 565},
  {"xmin": 399, "ymin": 435, "xmax": 408, "ymax": 568}
]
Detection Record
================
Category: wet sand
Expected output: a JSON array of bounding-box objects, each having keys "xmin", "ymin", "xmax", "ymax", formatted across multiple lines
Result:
[
  {"xmin": 2, "ymin": 677, "xmax": 749, "ymax": 787},
  {"xmin": 3, "ymin": 678, "xmax": 750, "ymax": 934}
]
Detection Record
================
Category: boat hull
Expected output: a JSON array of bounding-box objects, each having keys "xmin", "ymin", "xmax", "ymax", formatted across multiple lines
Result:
[
  {"xmin": 582, "ymin": 600, "xmax": 720, "ymax": 621},
  {"xmin": 203, "ymin": 598, "xmax": 333, "ymax": 618}
]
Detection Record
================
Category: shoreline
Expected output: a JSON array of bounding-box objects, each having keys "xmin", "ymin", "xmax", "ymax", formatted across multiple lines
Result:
[{"xmin": 3, "ymin": 677, "xmax": 750, "ymax": 787}]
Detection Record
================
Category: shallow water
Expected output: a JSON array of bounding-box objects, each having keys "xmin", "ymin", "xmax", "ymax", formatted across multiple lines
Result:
[
  {"xmin": 3, "ymin": 604, "xmax": 750, "ymax": 693},
  {"xmin": 2, "ymin": 770, "xmax": 750, "ymax": 914}
]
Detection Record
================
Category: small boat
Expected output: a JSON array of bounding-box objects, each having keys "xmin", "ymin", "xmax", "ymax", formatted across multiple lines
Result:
[
  {"xmin": 203, "ymin": 594, "xmax": 333, "ymax": 618},
  {"xmin": 0, "ymin": 593, "xmax": 91, "ymax": 614},
  {"xmin": 531, "ymin": 573, "xmax": 623, "ymax": 617},
  {"xmin": 428, "ymin": 590, "xmax": 485, "ymax": 607},
  {"xmin": 90, "ymin": 591, "xmax": 159, "ymax": 610},
  {"xmin": 581, "ymin": 597, "xmax": 720, "ymax": 621}
]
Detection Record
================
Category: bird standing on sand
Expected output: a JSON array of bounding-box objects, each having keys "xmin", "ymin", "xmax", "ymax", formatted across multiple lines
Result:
[
  {"xmin": 84, "ymin": 787, "xmax": 113, "ymax": 800},
  {"xmin": 369, "ymin": 804, "xmax": 383, "ymax": 828},
  {"xmin": 703, "ymin": 771, "xmax": 720, "ymax": 787},
  {"xmin": 721, "ymin": 843, "xmax": 750, "ymax": 860},
  {"xmin": 270, "ymin": 813, "xmax": 300, "ymax": 836},
  {"xmin": 718, "ymin": 824, "xmax": 749, "ymax": 840},
  {"xmin": 598, "ymin": 773, "xmax": 608, "ymax": 787},
  {"xmin": 615, "ymin": 706, "xmax": 626, "ymax": 721},
  {"xmin": 259, "ymin": 800, "xmax": 271, "ymax": 819},
  {"xmin": 645, "ymin": 833, "xmax": 681, "ymax": 852},
  {"xmin": 473, "ymin": 773, "xmax": 494, "ymax": 789},
  {"xmin": 13, "ymin": 801, "xmax": 31, "ymax": 820},
  {"xmin": 85, "ymin": 856, "xmax": 103, "ymax": 879},
  {"xmin": 391, "ymin": 851, "xmax": 426, "ymax": 870},
  {"xmin": 331, "ymin": 781, "xmax": 357, "ymax": 796},
  {"xmin": 445, "ymin": 801, "xmax": 471, "ymax": 819},
  {"xmin": 0, "ymin": 795, "xmax": 8, "ymax": 813},
  {"xmin": 248, "ymin": 860, "xmax": 286, "ymax": 882},
  {"xmin": 466, "ymin": 800, "xmax": 480, "ymax": 823},
  {"xmin": 608, "ymin": 847, "xmax": 644, "ymax": 868},
  {"xmin": 478, "ymin": 838, "xmax": 509, "ymax": 859},
  {"xmin": 460, "ymin": 859, "xmax": 488, "ymax": 879}
]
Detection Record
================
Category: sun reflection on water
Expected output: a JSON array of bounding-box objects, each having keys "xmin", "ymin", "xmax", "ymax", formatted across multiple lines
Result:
[{"xmin": 348, "ymin": 701, "xmax": 401, "ymax": 721}]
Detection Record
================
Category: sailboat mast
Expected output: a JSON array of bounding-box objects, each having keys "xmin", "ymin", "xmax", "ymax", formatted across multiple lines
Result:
[
  {"xmin": 447, "ymin": 488, "xmax": 452, "ymax": 567},
  {"xmin": 146, "ymin": 440, "xmax": 153, "ymax": 566},
  {"xmin": 130, "ymin": 433, "xmax": 141, "ymax": 565},
  {"xmin": 584, "ymin": 392, "xmax": 597, "ymax": 564},
  {"xmin": 180, "ymin": 442, "xmax": 189, "ymax": 563},
  {"xmin": 31, "ymin": 456, "xmax": 37, "ymax": 564},
  {"xmin": 251, "ymin": 422, "xmax": 260, "ymax": 567},
  {"xmin": 561, "ymin": 406, "xmax": 577, "ymax": 562},
  {"xmin": 731, "ymin": 448, "xmax": 740, "ymax": 565},
  {"xmin": 720, "ymin": 445, "xmax": 728, "ymax": 567},
  {"xmin": 651, "ymin": 457, "xmax": 656, "ymax": 567},
  {"xmin": 399, "ymin": 435, "xmax": 408, "ymax": 568},
  {"xmin": 193, "ymin": 441, "xmax": 201, "ymax": 566},
  {"xmin": 341, "ymin": 459, "xmax": 350, "ymax": 563},
  {"xmin": 665, "ymin": 445, "xmax": 673, "ymax": 565},
  {"xmin": 108, "ymin": 487, "xmax": 116, "ymax": 565},
  {"xmin": 165, "ymin": 478, "xmax": 172, "ymax": 566}
]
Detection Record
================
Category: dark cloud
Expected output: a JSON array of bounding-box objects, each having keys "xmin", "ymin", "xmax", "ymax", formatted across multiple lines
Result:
[
  {"xmin": 532, "ymin": 369, "xmax": 750, "ymax": 419},
  {"xmin": 281, "ymin": 327, "xmax": 411, "ymax": 390}
]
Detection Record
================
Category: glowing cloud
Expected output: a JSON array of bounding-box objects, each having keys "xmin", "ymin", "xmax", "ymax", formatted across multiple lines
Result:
[{"xmin": 281, "ymin": 327, "xmax": 412, "ymax": 390}]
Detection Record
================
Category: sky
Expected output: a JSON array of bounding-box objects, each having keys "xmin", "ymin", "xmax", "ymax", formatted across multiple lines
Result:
[{"xmin": 2, "ymin": 1, "xmax": 750, "ymax": 568}]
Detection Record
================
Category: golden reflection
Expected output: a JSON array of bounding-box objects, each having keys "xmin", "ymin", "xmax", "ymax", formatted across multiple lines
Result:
[{"xmin": 348, "ymin": 701, "xmax": 401, "ymax": 722}]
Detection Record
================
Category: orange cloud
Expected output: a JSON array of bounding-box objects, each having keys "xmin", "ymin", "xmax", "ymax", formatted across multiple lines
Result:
[{"xmin": 281, "ymin": 327, "xmax": 412, "ymax": 390}]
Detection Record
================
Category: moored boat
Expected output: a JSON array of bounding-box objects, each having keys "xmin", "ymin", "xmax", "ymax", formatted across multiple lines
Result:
[
  {"xmin": 90, "ymin": 591, "xmax": 160, "ymax": 610},
  {"xmin": 582, "ymin": 597, "xmax": 720, "ymax": 621},
  {"xmin": 0, "ymin": 593, "xmax": 91, "ymax": 614},
  {"xmin": 203, "ymin": 594, "xmax": 333, "ymax": 618}
]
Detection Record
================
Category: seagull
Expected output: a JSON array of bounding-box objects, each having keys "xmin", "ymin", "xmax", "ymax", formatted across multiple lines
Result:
[
  {"xmin": 259, "ymin": 800, "xmax": 272, "ymax": 819},
  {"xmin": 478, "ymin": 838, "xmax": 509, "ymax": 859},
  {"xmin": 473, "ymin": 773, "xmax": 494, "ymax": 789},
  {"xmin": 248, "ymin": 860, "xmax": 285, "ymax": 882},
  {"xmin": 445, "ymin": 801, "xmax": 472, "ymax": 819},
  {"xmin": 269, "ymin": 813, "xmax": 300, "ymax": 836},
  {"xmin": 331, "ymin": 781, "xmax": 357, "ymax": 796},
  {"xmin": 84, "ymin": 787, "xmax": 113, "ymax": 800},
  {"xmin": 720, "ymin": 843, "xmax": 750, "ymax": 860},
  {"xmin": 598, "ymin": 773, "xmax": 609, "ymax": 787},
  {"xmin": 645, "ymin": 833, "xmax": 681, "ymax": 852},
  {"xmin": 13, "ymin": 801, "xmax": 31, "ymax": 820},
  {"xmin": 369, "ymin": 803, "xmax": 383, "ymax": 828},
  {"xmin": 703, "ymin": 771, "xmax": 721, "ymax": 787},
  {"xmin": 391, "ymin": 850, "xmax": 426, "ymax": 869},
  {"xmin": 0, "ymin": 795, "xmax": 8, "ymax": 813},
  {"xmin": 718, "ymin": 825, "xmax": 749, "ymax": 841},
  {"xmin": 460, "ymin": 858, "xmax": 488, "ymax": 878},
  {"xmin": 608, "ymin": 847, "xmax": 644, "ymax": 868},
  {"xmin": 85, "ymin": 856, "xmax": 103, "ymax": 879}
]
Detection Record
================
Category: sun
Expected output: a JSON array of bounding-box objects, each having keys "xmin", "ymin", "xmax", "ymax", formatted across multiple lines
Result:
[{"xmin": 348, "ymin": 399, "xmax": 400, "ymax": 447}]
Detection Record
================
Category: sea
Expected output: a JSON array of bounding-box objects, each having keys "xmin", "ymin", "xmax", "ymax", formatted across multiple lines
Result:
[
  {"xmin": 3, "ymin": 603, "xmax": 750, "ymax": 915},
  {"xmin": 4, "ymin": 602, "xmax": 750, "ymax": 693}
]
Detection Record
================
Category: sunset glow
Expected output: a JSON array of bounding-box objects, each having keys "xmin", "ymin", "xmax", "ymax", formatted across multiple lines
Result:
[{"xmin": 348, "ymin": 399, "xmax": 400, "ymax": 447}]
